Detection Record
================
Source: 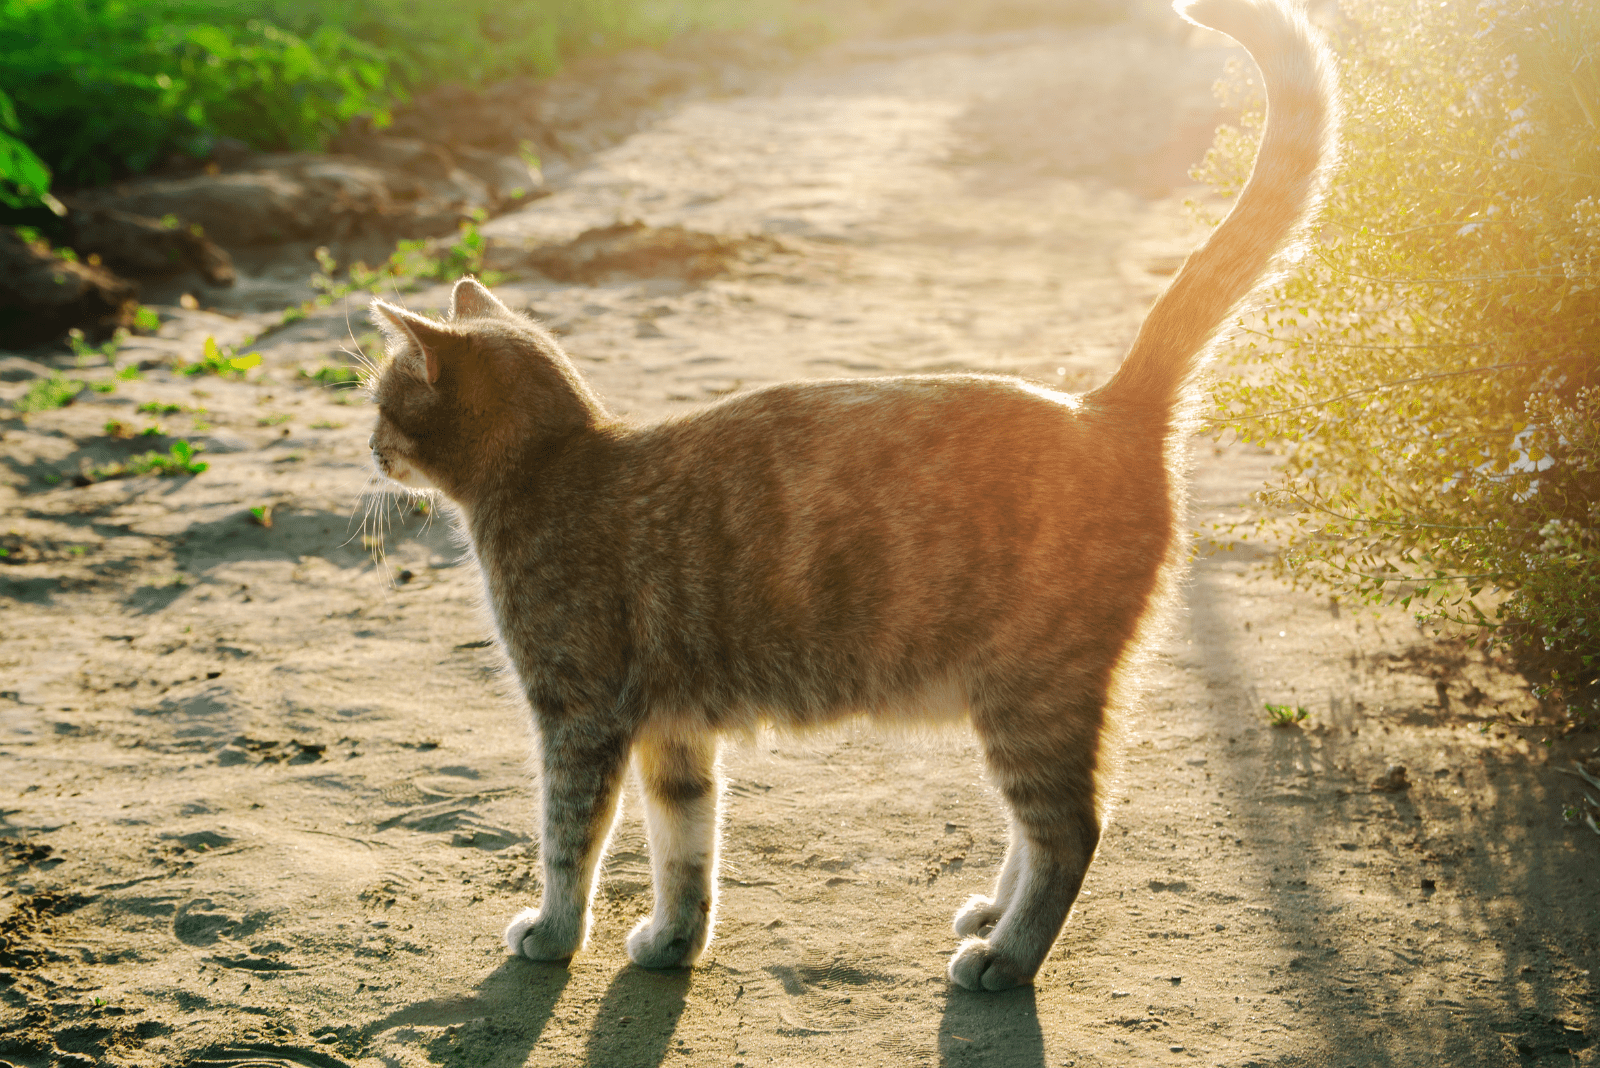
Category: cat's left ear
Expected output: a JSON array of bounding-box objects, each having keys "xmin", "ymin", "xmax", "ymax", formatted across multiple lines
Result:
[
  {"xmin": 449, "ymin": 277, "xmax": 512, "ymax": 321},
  {"xmin": 371, "ymin": 299, "xmax": 451, "ymax": 385}
]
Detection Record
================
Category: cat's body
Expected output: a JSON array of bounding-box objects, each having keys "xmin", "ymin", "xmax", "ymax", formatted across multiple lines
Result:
[{"xmin": 367, "ymin": 0, "xmax": 1337, "ymax": 991}]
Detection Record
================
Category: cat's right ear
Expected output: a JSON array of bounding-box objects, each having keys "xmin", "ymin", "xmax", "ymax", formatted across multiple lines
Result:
[{"xmin": 371, "ymin": 299, "xmax": 450, "ymax": 386}]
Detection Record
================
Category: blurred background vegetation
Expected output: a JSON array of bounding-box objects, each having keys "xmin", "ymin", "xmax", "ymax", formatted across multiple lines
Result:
[
  {"xmin": 0, "ymin": 0, "xmax": 782, "ymax": 198},
  {"xmin": 1199, "ymin": 0, "xmax": 1598, "ymax": 720}
]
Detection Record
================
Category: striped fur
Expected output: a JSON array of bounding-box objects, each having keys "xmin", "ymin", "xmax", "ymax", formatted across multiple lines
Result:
[{"xmin": 366, "ymin": 0, "xmax": 1337, "ymax": 991}]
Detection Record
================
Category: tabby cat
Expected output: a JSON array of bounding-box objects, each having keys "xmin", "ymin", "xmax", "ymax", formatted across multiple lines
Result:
[{"xmin": 366, "ymin": 0, "xmax": 1337, "ymax": 991}]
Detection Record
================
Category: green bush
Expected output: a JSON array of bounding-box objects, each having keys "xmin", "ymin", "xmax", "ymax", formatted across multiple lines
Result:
[
  {"xmin": 1200, "ymin": 0, "xmax": 1599, "ymax": 709},
  {"xmin": 0, "ymin": 0, "xmax": 786, "ymax": 197}
]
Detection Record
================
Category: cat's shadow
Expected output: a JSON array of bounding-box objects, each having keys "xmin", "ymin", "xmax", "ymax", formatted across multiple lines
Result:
[
  {"xmin": 938, "ymin": 984, "xmax": 1047, "ymax": 1068},
  {"xmin": 583, "ymin": 964, "xmax": 693, "ymax": 1068}
]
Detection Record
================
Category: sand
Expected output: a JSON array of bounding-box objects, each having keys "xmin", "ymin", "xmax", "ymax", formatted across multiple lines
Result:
[{"xmin": 2, "ymin": 13, "xmax": 1597, "ymax": 1068}]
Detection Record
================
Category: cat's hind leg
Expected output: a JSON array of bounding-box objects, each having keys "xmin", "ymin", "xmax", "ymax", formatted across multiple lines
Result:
[
  {"xmin": 505, "ymin": 721, "xmax": 631, "ymax": 962},
  {"xmin": 948, "ymin": 688, "xmax": 1105, "ymax": 991},
  {"xmin": 626, "ymin": 729, "xmax": 721, "ymax": 969}
]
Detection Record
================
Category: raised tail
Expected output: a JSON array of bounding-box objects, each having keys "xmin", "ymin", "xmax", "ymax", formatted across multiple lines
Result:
[{"xmin": 1090, "ymin": 0, "xmax": 1339, "ymax": 413}]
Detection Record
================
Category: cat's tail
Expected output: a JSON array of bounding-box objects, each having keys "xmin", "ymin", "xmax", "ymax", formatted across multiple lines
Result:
[{"xmin": 1090, "ymin": 0, "xmax": 1339, "ymax": 414}]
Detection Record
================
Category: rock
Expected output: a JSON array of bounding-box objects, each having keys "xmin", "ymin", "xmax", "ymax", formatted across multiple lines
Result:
[
  {"xmin": 454, "ymin": 147, "xmax": 545, "ymax": 204},
  {"xmin": 0, "ymin": 356, "xmax": 53, "ymax": 381},
  {"xmin": 66, "ymin": 206, "xmax": 236, "ymax": 286},
  {"xmin": 70, "ymin": 153, "xmax": 498, "ymax": 249},
  {"xmin": 72, "ymin": 170, "xmax": 316, "ymax": 247},
  {"xmin": 520, "ymin": 222, "xmax": 783, "ymax": 283},
  {"xmin": 1372, "ymin": 764, "xmax": 1411, "ymax": 793},
  {"xmin": 0, "ymin": 229, "xmax": 139, "ymax": 347}
]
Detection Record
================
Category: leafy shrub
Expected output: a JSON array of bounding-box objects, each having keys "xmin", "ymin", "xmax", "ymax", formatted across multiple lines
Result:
[
  {"xmin": 1200, "ymin": 0, "xmax": 1599, "ymax": 710},
  {"xmin": 0, "ymin": 0, "xmax": 786, "ymax": 197}
]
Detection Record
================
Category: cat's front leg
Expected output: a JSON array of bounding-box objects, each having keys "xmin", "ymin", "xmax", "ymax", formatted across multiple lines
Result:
[
  {"xmin": 626, "ymin": 730, "xmax": 720, "ymax": 969},
  {"xmin": 505, "ymin": 721, "xmax": 631, "ymax": 962}
]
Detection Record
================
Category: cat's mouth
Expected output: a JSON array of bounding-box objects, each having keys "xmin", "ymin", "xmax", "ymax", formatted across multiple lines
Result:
[{"xmin": 373, "ymin": 449, "xmax": 437, "ymax": 491}]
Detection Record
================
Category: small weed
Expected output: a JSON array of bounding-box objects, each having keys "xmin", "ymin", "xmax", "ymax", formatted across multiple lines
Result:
[
  {"xmin": 67, "ymin": 545, "xmax": 86, "ymax": 556},
  {"xmin": 309, "ymin": 419, "xmax": 344, "ymax": 429},
  {"xmin": 67, "ymin": 327, "xmax": 124, "ymax": 364},
  {"xmin": 301, "ymin": 364, "xmax": 361, "ymax": 389},
  {"xmin": 15, "ymin": 374, "xmax": 85, "ymax": 413},
  {"xmin": 104, "ymin": 419, "xmax": 132, "ymax": 438},
  {"xmin": 257, "ymin": 413, "xmax": 290, "ymax": 426},
  {"xmin": 116, "ymin": 364, "xmax": 143, "ymax": 380},
  {"xmin": 175, "ymin": 337, "xmax": 262, "ymax": 378},
  {"xmin": 137, "ymin": 401, "xmax": 184, "ymax": 415},
  {"xmin": 90, "ymin": 381, "xmax": 116, "ymax": 394},
  {"xmin": 132, "ymin": 306, "xmax": 161, "ymax": 333},
  {"xmin": 92, "ymin": 440, "xmax": 208, "ymax": 480},
  {"xmin": 1266, "ymin": 703, "xmax": 1309, "ymax": 727},
  {"xmin": 249, "ymin": 505, "xmax": 273, "ymax": 528}
]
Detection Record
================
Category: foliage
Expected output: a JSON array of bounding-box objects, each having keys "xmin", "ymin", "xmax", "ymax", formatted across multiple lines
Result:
[
  {"xmin": 300, "ymin": 364, "xmax": 361, "ymax": 389},
  {"xmin": 1265, "ymin": 703, "xmax": 1309, "ymax": 728},
  {"xmin": 92, "ymin": 439, "xmax": 208, "ymax": 479},
  {"xmin": 0, "ymin": 0, "xmax": 786, "ymax": 196},
  {"xmin": 1198, "ymin": 0, "xmax": 1599, "ymax": 707},
  {"xmin": 0, "ymin": 86, "xmax": 53, "ymax": 208},
  {"xmin": 14, "ymin": 373, "xmax": 84, "ymax": 413},
  {"xmin": 174, "ymin": 336, "xmax": 261, "ymax": 377}
]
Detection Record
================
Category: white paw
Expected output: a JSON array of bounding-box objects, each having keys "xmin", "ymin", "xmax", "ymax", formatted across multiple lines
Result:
[
  {"xmin": 504, "ymin": 907, "xmax": 582, "ymax": 961},
  {"xmin": 625, "ymin": 915, "xmax": 708, "ymax": 970},
  {"xmin": 948, "ymin": 937, "xmax": 1031, "ymax": 992},
  {"xmin": 953, "ymin": 894, "xmax": 1002, "ymax": 937}
]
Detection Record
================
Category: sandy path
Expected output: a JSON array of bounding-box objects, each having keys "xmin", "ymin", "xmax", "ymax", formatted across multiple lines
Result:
[{"xmin": 3, "ymin": 17, "xmax": 1597, "ymax": 1068}]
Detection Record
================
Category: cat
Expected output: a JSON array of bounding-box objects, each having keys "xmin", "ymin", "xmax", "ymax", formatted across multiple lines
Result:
[{"xmin": 365, "ymin": 0, "xmax": 1337, "ymax": 991}]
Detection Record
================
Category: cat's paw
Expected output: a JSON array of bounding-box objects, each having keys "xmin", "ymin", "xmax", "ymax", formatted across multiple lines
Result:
[
  {"xmin": 947, "ymin": 937, "xmax": 1032, "ymax": 992},
  {"xmin": 953, "ymin": 894, "xmax": 1002, "ymax": 937},
  {"xmin": 626, "ymin": 915, "xmax": 708, "ymax": 970},
  {"xmin": 504, "ymin": 907, "xmax": 582, "ymax": 962}
]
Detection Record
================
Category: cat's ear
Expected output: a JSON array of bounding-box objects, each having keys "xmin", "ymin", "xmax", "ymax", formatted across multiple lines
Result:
[
  {"xmin": 371, "ymin": 299, "xmax": 449, "ymax": 385},
  {"xmin": 450, "ymin": 277, "xmax": 511, "ymax": 321}
]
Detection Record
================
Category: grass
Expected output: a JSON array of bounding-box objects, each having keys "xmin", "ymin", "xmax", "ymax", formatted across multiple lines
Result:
[{"xmin": 14, "ymin": 373, "xmax": 84, "ymax": 413}]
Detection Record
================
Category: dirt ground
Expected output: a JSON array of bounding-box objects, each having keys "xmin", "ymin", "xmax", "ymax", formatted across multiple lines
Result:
[{"xmin": 3, "ymin": 11, "xmax": 1598, "ymax": 1068}]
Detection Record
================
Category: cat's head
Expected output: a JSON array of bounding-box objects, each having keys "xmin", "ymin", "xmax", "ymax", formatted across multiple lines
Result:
[{"xmin": 368, "ymin": 278, "xmax": 605, "ymax": 504}]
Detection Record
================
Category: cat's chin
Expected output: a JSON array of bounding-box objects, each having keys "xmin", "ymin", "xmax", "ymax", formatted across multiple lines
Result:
[{"xmin": 374, "ymin": 456, "xmax": 438, "ymax": 492}]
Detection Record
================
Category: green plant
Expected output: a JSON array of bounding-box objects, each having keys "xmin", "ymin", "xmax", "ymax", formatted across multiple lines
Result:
[
  {"xmin": 1200, "ymin": 0, "xmax": 1598, "ymax": 693},
  {"xmin": 92, "ymin": 439, "xmax": 207, "ymax": 479},
  {"xmin": 0, "ymin": 0, "xmax": 792, "ymax": 194},
  {"xmin": 175, "ymin": 336, "xmax": 261, "ymax": 377},
  {"xmin": 14, "ymin": 373, "xmax": 84, "ymax": 413},
  {"xmin": 116, "ymin": 364, "xmax": 143, "ymax": 381},
  {"xmin": 300, "ymin": 364, "xmax": 361, "ymax": 389},
  {"xmin": 90, "ymin": 381, "xmax": 115, "ymax": 393},
  {"xmin": 132, "ymin": 306, "xmax": 161, "ymax": 333},
  {"xmin": 0, "ymin": 85, "xmax": 55, "ymax": 209},
  {"xmin": 67, "ymin": 327, "xmax": 123, "ymax": 364},
  {"xmin": 136, "ymin": 401, "xmax": 183, "ymax": 415},
  {"xmin": 1265, "ymin": 703, "xmax": 1309, "ymax": 728}
]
